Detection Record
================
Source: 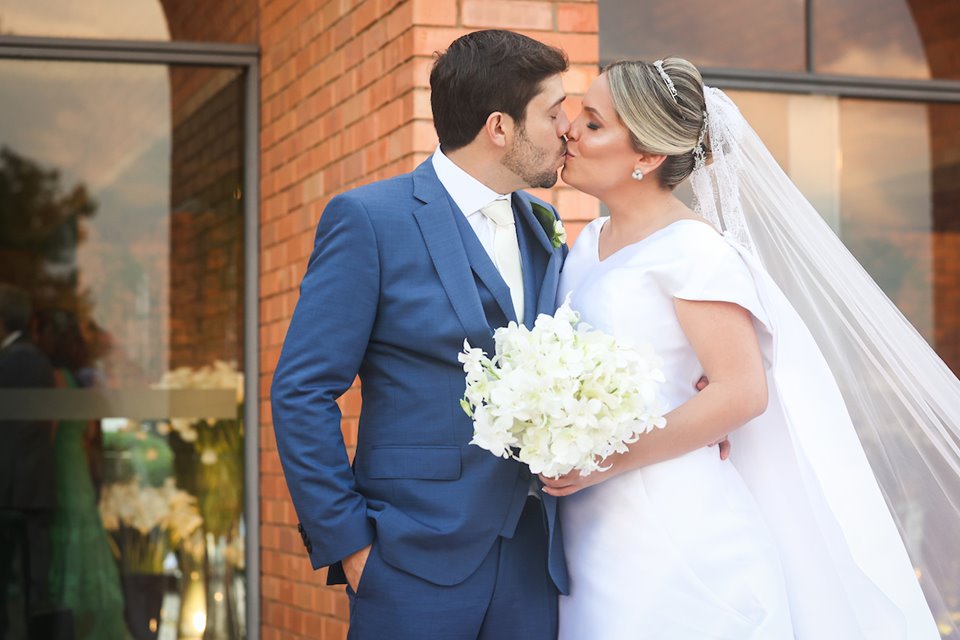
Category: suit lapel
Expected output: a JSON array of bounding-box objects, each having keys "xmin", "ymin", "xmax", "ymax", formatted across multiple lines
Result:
[
  {"xmin": 538, "ymin": 251, "xmax": 563, "ymax": 316},
  {"xmin": 514, "ymin": 194, "xmax": 554, "ymax": 254},
  {"xmin": 513, "ymin": 199, "xmax": 545, "ymax": 328},
  {"xmin": 513, "ymin": 194, "xmax": 563, "ymax": 317},
  {"xmin": 412, "ymin": 162, "xmax": 494, "ymax": 351}
]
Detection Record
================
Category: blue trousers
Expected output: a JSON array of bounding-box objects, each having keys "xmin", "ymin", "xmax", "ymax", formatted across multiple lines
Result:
[{"xmin": 346, "ymin": 497, "xmax": 558, "ymax": 640}]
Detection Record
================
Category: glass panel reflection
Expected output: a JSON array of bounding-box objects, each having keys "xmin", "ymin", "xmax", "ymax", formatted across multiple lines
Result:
[
  {"xmin": 836, "ymin": 98, "xmax": 935, "ymax": 337},
  {"xmin": 599, "ymin": 0, "xmax": 806, "ymax": 71},
  {"xmin": 721, "ymin": 90, "xmax": 960, "ymax": 376},
  {"xmin": 813, "ymin": 0, "xmax": 960, "ymax": 80},
  {"xmin": 0, "ymin": 59, "xmax": 246, "ymax": 639},
  {"xmin": 0, "ymin": 0, "xmax": 258, "ymax": 43},
  {"xmin": 0, "ymin": 0, "xmax": 169, "ymax": 40}
]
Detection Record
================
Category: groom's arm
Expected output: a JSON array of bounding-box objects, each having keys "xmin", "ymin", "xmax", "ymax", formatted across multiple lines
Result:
[{"xmin": 271, "ymin": 193, "xmax": 380, "ymax": 571}]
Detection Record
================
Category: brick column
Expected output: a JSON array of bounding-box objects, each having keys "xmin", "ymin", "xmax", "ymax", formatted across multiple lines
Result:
[{"xmin": 259, "ymin": 2, "xmax": 598, "ymax": 638}]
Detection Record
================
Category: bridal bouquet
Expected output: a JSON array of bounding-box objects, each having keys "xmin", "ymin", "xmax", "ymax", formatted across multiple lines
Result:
[{"xmin": 459, "ymin": 299, "xmax": 666, "ymax": 478}]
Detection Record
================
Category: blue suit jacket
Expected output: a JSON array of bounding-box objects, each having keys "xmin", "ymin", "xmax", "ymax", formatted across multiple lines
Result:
[{"xmin": 271, "ymin": 158, "xmax": 569, "ymax": 593}]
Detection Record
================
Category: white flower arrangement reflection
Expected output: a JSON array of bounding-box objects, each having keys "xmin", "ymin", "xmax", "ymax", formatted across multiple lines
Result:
[
  {"xmin": 460, "ymin": 299, "xmax": 667, "ymax": 479},
  {"xmin": 153, "ymin": 359, "xmax": 244, "ymax": 444},
  {"xmin": 98, "ymin": 477, "xmax": 203, "ymax": 573},
  {"xmin": 152, "ymin": 359, "xmax": 245, "ymax": 540},
  {"xmin": 223, "ymin": 531, "xmax": 246, "ymax": 570}
]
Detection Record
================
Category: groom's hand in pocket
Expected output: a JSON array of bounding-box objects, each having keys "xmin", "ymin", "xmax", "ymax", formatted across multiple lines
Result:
[
  {"xmin": 696, "ymin": 375, "xmax": 731, "ymax": 461},
  {"xmin": 343, "ymin": 543, "xmax": 372, "ymax": 592}
]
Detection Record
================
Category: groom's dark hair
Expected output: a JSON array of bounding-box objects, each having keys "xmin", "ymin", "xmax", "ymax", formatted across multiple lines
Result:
[{"xmin": 430, "ymin": 30, "xmax": 568, "ymax": 152}]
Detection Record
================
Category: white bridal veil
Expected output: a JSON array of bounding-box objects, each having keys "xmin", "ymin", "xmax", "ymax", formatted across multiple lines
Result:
[{"xmin": 691, "ymin": 86, "xmax": 958, "ymax": 638}]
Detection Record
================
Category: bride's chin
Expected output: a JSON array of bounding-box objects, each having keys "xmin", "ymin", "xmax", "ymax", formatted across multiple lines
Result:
[{"xmin": 561, "ymin": 167, "xmax": 587, "ymax": 192}]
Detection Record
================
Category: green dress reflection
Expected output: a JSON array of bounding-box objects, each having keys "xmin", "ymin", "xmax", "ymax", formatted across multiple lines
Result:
[{"xmin": 48, "ymin": 369, "xmax": 132, "ymax": 639}]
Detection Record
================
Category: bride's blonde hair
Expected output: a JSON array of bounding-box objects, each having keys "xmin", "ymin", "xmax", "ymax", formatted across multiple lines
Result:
[{"xmin": 604, "ymin": 57, "xmax": 710, "ymax": 189}]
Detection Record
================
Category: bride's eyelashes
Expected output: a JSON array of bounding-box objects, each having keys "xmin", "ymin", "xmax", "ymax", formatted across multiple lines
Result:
[{"xmin": 586, "ymin": 122, "xmax": 600, "ymax": 131}]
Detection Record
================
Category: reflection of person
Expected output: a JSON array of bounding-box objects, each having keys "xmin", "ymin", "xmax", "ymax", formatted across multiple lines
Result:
[
  {"xmin": 0, "ymin": 284, "xmax": 56, "ymax": 638},
  {"xmin": 34, "ymin": 309, "xmax": 130, "ymax": 640},
  {"xmin": 272, "ymin": 30, "xmax": 570, "ymax": 639},
  {"xmin": 545, "ymin": 59, "xmax": 941, "ymax": 637}
]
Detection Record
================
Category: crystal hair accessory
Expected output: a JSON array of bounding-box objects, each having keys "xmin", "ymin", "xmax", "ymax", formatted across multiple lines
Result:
[
  {"xmin": 652, "ymin": 60, "xmax": 679, "ymax": 103},
  {"xmin": 692, "ymin": 110, "xmax": 709, "ymax": 170}
]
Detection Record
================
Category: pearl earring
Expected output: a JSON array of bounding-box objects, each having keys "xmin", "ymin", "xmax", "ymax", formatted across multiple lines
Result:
[{"xmin": 631, "ymin": 168, "xmax": 644, "ymax": 181}]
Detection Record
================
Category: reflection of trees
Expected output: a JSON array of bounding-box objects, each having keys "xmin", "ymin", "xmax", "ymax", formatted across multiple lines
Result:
[{"xmin": 0, "ymin": 145, "xmax": 97, "ymax": 318}]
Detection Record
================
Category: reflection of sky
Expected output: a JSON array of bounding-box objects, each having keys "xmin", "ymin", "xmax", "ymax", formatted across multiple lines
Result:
[
  {"xmin": 836, "ymin": 99, "xmax": 933, "ymax": 338},
  {"xmin": 0, "ymin": 58, "xmax": 173, "ymax": 379},
  {"xmin": 821, "ymin": 43, "xmax": 929, "ymax": 80},
  {"xmin": 729, "ymin": 92, "xmax": 931, "ymax": 232},
  {"xmin": 599, "ymin": 0, "xmax": 807, "ymax": 70},
  {"xmin": 599, "ymin": 0, "xmax": 930, "ymax": 79},
  {"xmin": 0, "ymin": 60, "xmax": 171, "ymax": 192},
  {"xmin": 0, "ymin": 0, "xmax": 168, "ymax": 40},
  {"xmin": 729, "ymin": 90, "xmax": 933, "ymax": 338},
  {"xmin": 838, "ymin": 100, "xmax": 930, "ymax": 230},
  {"xmin": 814, "ymin": 0, "xmax": 929, "ymax": 79}
]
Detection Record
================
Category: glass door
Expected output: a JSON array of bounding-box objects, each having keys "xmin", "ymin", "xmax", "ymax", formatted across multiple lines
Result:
[{"xmin": 0, "ymin": 58, "xmax": 248, "ymax": 640}]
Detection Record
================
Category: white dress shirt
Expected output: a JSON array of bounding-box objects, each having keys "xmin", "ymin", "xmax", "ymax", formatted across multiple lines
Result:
[{"xmin": 431, "ymin": 147, "xmax": 512, "ymax": 267}]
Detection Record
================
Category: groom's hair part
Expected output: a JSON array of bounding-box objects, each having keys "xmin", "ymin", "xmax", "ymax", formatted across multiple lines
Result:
[{"xmin": 430, "ymin": 30, "xmax": 568, "ymax": 152}]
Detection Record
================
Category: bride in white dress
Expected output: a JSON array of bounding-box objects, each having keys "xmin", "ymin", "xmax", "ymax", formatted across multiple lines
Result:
[
  {"xmin": 543, "ymin": 59, "xmax": 948, "ymax": 638},
  {"xmin": 558, "ymin": 217, "xmax": 796, "ymax": 638}
]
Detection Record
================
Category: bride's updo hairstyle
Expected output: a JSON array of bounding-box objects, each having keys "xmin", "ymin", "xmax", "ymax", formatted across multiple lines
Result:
[{"xmin": 604, "ymin": 57, "xmax": 711, "ymax": 189}]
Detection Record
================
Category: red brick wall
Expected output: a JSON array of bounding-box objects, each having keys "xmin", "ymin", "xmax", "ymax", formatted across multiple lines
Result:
[{"xmin": 258, "ymin": 1, "xmax": 599, "ymax": 638}]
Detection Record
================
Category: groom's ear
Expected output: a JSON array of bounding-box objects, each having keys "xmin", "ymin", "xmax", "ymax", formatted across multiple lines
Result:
[{"xmin": 483, "ymin": 111, "xmax": 514, "ymax": 149}]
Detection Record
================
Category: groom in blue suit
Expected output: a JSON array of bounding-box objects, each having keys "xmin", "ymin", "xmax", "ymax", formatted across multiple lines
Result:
[{"xmin": 271, "ymin": 31, "xmax": 571, "ymax": 639}]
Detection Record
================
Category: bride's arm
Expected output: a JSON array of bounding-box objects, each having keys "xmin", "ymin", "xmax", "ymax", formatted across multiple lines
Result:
[{"xmin": 541, "ymin": 298, "xmax": 766, "ymax": 497}]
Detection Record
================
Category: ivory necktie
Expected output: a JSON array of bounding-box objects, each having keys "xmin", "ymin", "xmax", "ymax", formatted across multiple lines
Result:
[{"xmin": 479, "ymin": 199, "xmax": 524, "ymax": 324}]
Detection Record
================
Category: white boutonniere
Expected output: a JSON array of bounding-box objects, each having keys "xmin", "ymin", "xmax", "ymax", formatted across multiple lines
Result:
[{"xmin": 531, "ymin": 202, "xmax": 567, "ymax": 249}]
